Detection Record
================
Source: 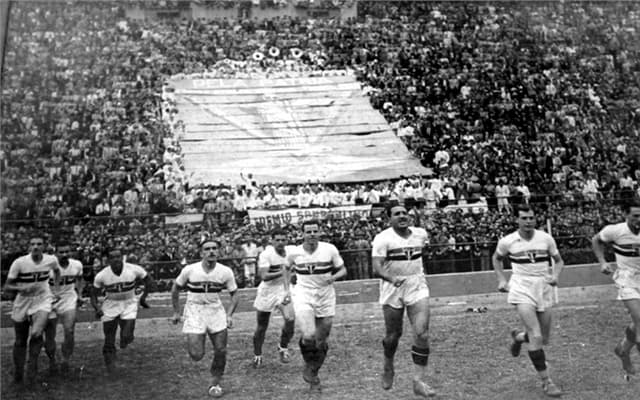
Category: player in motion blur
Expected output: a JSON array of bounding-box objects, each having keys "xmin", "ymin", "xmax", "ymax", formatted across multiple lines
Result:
[
  {"xmin": 44, "ymin": 241, "xmax": 84, "ymax": 375},
  {"xmin": 592, "ymin": 198, "xmax": 640, "ymax": 379},
  {"xmin": 493, "ymin": 205, "xmax": 564, "ymax": 397},
  {"xmin": 171, "ymin": 238, "xmax": 239, "ymax": 398},
  {"xmin": 286, "ymin": 220, "xmax": 346, "ymax": 391},
  {"xmin": 3, "ymin": 235, "xmax": 61, "ymax": 384},
  {"xmin": 252, "ymin": 229, "xmax": 295, "ymax": 368},
  {"xmin": 91, "ymin": 246, "xmax": 152, "ymax": 374},
  {"xmin": 371, "ymin": 204, "xmax": 436, "ymax": 397}
]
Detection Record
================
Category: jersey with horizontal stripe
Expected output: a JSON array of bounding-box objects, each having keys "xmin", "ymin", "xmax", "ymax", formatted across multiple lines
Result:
[
  {"xmin": 286, "ymin": 242, "xmax": 344, "ymax": 290},
  {"xmin": 371, "ymin": 227, "xmax": 428, "ymax": 276},
  {"xmin": 8, "ymin": 254, "xmax": 60, "ymax": 298},
  {"xmin": 175, "ymin": 262, "xmax": 237, "ymax": 306},
  {"xmin": 598, "ymin": 222, "xmax": 640, "ymax": 272},
  {"xmin": 93, "ymin": 263, "xmax": 147, "ymax": 301},
  {"xmin": 496, "ymin": 230, "xmax": 558, "ymax": 277},
  {"xmin": 257, "ymin": 245, "xmax": 295, "ymax": 288},
  {"xmin": 49, "ymin": 258, "xmax": 83, "ymax": 296}
]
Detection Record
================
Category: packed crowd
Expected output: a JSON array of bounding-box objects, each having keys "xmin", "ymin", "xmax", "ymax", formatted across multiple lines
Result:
[{"xmin": 1, "ymin": 1, "xmax": 639, "ymax": 286}]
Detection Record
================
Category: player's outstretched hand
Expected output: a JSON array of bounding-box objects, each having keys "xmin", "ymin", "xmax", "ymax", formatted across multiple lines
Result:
[
  {"xmin": 227, "ymin": 314, "xmax": 233, "ymax": 329},
  {"xmin": 497, "ymin": 280, "xmax": 509, "ymax": 293},
  {"xmin": 545, "ymin": 276, "xmax": 558, "ymax": 286},
  {"xmin": 170, "ymin": 312, "xmax": 181, "ymax": 325},
  {"xmin": 94, "ymin": 309, "xmax": 104, "ymax": 320},
  {"xmin": 139, "ymin": 299, "xmax": 150, "ymax": 309}
]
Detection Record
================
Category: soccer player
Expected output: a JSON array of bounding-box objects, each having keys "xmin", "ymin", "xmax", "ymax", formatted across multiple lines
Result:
[
  {"xmin": 592, "ymin": 198, "xmax": 640, "ymax": 378},
  {"xmin": 252, "ymin": 229, "xmax": 295, "ymax": 368},
  {"xmin": 287, "ymin": 220, "xmax": 346, "ymax": 391},
  {"xmin": 44, "ymin": 241, "xmax": 84, "ymax": 375},
  {"xmin": 372, "ymin": 204, "xmax": 435, "ymax": 397},
  {"xmin": 171, "ymin": 238, "xmax": 239, "ymax": 398},
  {"xmin": 90, "ymin": 246, "xmax": 152, "ymax": 374},
  {"xmin": 493, "ymin": 204, "xmax": 564, "ymax": 397},
  {"xmin": 3, "ymin": 235, "xmax": 61, "ymax": 384}
]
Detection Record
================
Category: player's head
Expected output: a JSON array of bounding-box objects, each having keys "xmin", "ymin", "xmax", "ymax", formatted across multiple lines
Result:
[
  {"xmin": 515, "ymin": 204, "xmax": 536, "ymax": 234},
  {"xmin": 387, "ymin": 203, "xmax": 409, "ymax": 230},
  {"xmin": 271, "ymin": 228, "xmax": 288, "ymax": 251},
  {"xmin": 200, "ymin": 238, "xmax": 220, "ymax": 264},
  {"xmin": 623, "ymin": 197, "xmax": 640, "ymax": 231},
  {"xmin": 104, "ymin": 246, "xmax": 124, "ymax": 273},
  {"xmin": 28, "ymin": 234, "xmax": 45, "ymax": 257},
  {"xmin": 302, "ymin": 220, "xmax": 320, "ymax": 245},
  {"xmin": 56, "ymin": 241, "xmax": 73, "ymax": 263}
]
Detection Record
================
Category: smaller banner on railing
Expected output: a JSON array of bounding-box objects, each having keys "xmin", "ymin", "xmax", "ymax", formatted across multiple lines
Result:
[
  {"xmin": 165, "ymin": 213, "xmax": 204, "ymax": 225},
  {"xmin": 248, "ymin": 205, "xmax": 372, "ymax": 226}
]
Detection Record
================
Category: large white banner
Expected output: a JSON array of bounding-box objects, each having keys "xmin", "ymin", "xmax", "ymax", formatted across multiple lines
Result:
[{"xmin": 248, "ymin": 205, "xmax": 372, "ymax": 226}]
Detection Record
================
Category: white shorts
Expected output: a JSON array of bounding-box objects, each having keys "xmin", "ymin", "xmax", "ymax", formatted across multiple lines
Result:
[
  {"xmin": 379, "ymin": 274, "xmax": 430, "ymax": 309},
  {"xmin": 507, "ymin": 275, "xmax": 554, "ymax": 312},
  {"xmin": 253, "ymin": 284, "xmax": 287, "ymax": 313},
  {"xmin": 613, "ymin": 269, "xmax": 640, "ymax": 301},
  {"xmin": 182, "ymin": 303, "xmax": 227, "ymax": 335},
  {"xmin": 292, "ymin": 285, "xmax": 335, "ymax": 318},
  {"xmin": 12, "ymin": 293, "xmax": 54, "ymax": 323},
  {"xmin": 101, "ymin": 298, "xmax": 139, "ymax": 322},
  {"xmin": 49, "ymin": 291, "xmax": 78, "ymax": 319}
]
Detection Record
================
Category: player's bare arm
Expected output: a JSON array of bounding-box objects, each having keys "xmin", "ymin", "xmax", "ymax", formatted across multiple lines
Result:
[
  {"xmin": 327, "ymin": 264, "xmax": 347, "ymax": 285},
  {"xmin": 226, "ymin": 290, "xmax": 239, "ymax": 328},
  {"xmin": 90, "ymin": 285, "xmax": 103, "ymax": 319},
  {"xmin": 546, "ymin": 254, "xmax": 565, "ymax": 286},
  {"xmin": 591, "ymin": 234, "xmax": 613, "ymax": 274},
  {"xmin": 492, "ymin": 252, "xmax": 509, "ymax": 292},
  {"xmin": 170, "ymin": 281, "xmax": 183, "ymax": 324},
  {"xmin": 138, "ymin": 274, "xmax": 153, "ymax": 308},
  {"xmin": 372, "ymin": 256, "xmax": 406, "ymax": 287}
]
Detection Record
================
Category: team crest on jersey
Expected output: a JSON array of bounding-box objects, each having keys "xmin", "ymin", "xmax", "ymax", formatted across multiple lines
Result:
[
  {"xmin": 404, "ymin": 249, "xmax": 414, "ymax": 260},
  {"xmin": 526, "ymin": 252, "xmax": 537, "ymax": 263},
  {"xmin": 307, "ymin": 264, "xmax": 316, "ymax": 274}
]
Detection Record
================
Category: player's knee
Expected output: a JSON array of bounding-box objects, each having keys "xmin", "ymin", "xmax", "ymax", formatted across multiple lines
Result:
[
  {"xmin": 415, "ymin": 330, "xmax": 430, "ymax": 346},
  {"xmin": 542, "ymin": 335, "xmax": 550, "ymax": 346},
  {"xmin": 188, "ymin": 348, "xmax": 205, "ymax": 361},
  {"xmin": 528, "ymin": 334, "xmax": 544, "ymax": 348}
]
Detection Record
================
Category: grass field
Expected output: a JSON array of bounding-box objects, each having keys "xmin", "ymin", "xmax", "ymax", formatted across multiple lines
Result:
[{"xmin": 1, "ymin": 300, "xmax": 639, "ymax": 400}]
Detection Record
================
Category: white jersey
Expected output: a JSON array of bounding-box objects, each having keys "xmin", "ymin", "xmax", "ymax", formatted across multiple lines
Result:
[
  {"xmin": 257, "ymin": 245, "xmax": 295, "ymax": 288},
  {"xmin": 175, "ymin": 262, "xmax": 237, "ymax": 306},
  {"xmin": 287, "ymin": 242, "xmax": 344, "ymax": 290},
  {"xmin": 496, "ymin": 230, "xmax": 559, "ymax": 277},
  {"xmin": 8, "ymin": 254, "xmax": 59, "ymax": 298},
  {"xmin": 372, "ymin": 227, "xmax": 428, "ymax": 276},
  {"xmin": 598, "ymin": 222, "xmax": 640, "ymax": 273},
  {"xmin": 50, "ymin": 258, "xmax": 83, "ymax": 296},
  {"xmin": 93, "ymin": 263, "xmax": 147, "ymax": 301}
]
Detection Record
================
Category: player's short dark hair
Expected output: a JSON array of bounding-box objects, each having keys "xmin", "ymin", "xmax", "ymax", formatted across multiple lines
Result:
[
  {"xmin": 622, "ymin": 197, "xmax": 640, "ymax": 213},
  {"xmin": 28, "ymin": 234, "xmax": 46, "ymax": 243},
  {"xmin": 56, "ymin": 241, "xmax": 73, "ymax": 250},
  {"xmin": 199, "ymin": 237, "xmax": 220, "ymax": 248},
  {"xmin": 385, "ymin": 201, "xmax": 404, "ymax": 217},
  {"xmin": 301, "ymin": 219, "xmax": 320, "ymax": 230},
  {"xmin": 271, "ymin": 228, "xmax": 287, "ymax": 237},
  {"xmin": 515, "ymin": 204, "xmax": 534, "ymax": 217}
]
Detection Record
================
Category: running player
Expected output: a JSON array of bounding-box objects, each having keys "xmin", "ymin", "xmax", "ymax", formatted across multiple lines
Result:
[
  {"xmin": 3, "ymin": 235, "xmax": 61, "ymax": 384},
  {"xmin": 90, "ymin": 246, "xmax": 152, "ymax": 374},
  {"xmin": 372, "ymin": 204, "xmax": 435, "ymax": 397},
  {"xmin": 44, "ymin": 241, "xmax": 84, "ymax": 375},
  {"xmin": 287, "ymin": 220, "xmax": 346, "ymax": 391},
  {"xmin": 252, "ymin": 229, "xmax": 295, "ymax": 368},
  {"xmin": 592, "ymin": 198, "xmax": 640, "ymax": 378},
  {"xmin": 171, "ymin": 238, "xmax": 239, "ymax": 398},
  {"xmin": 493, "ymin": 204, "xmax": 564, "ymax": 397}
]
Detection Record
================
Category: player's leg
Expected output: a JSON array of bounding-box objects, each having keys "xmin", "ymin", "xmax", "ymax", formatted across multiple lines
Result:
[
  {"xmin": 25, "ymin": 310, "xmax": 50, "ymax": 382},
  {"xmin": 516, "ymin": 304, "xmax": 561, "ymax": 397},
  {"xmin": 407, "ymin": 297, "xmax": 436, "ymax": 398},
  {"xmin": 252, "ymin": 311, "xmax": 270, "ymax": 367},
  {"xmin": 12, "ymin": 320, "xmax": 30, "ymax": 383},
  {"xmin": 43, "ymin": 315, "xmax": 59, "ymax": 375},
  {"xmin": 381, "ymin": 304, "xmax": 404, "ymax": 390},
  {"xmin": 207, "ymin": 329, "xmax": 228, "ymax": 398},
  {"xmin": 297, "ymin": 306, "xmax": 320, "ymax": 385},
  {"xmin": 615, "ymin": 298, "xmax": 640, "ymax": 375},
  {"xmin": 118, "ymin": 318, "xmax": 136, "ymax": 349},
  {"xmin": 277, "ymin": 302, "xmax": 295, "ymax": 363},
  {"xmin": 102, "ymin": 317, "xmax": 119, "ymax": 373},
  {"xmin": 313, "ymin": 316, "xmax": 333, "ymax": 377},
  {"xmin": 58, "ymin": 308, "xmax": 77, "ymax": 371},
  {"xmin": 186, "ymin": 333, "xmax": 207, "ymax": 361}
]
